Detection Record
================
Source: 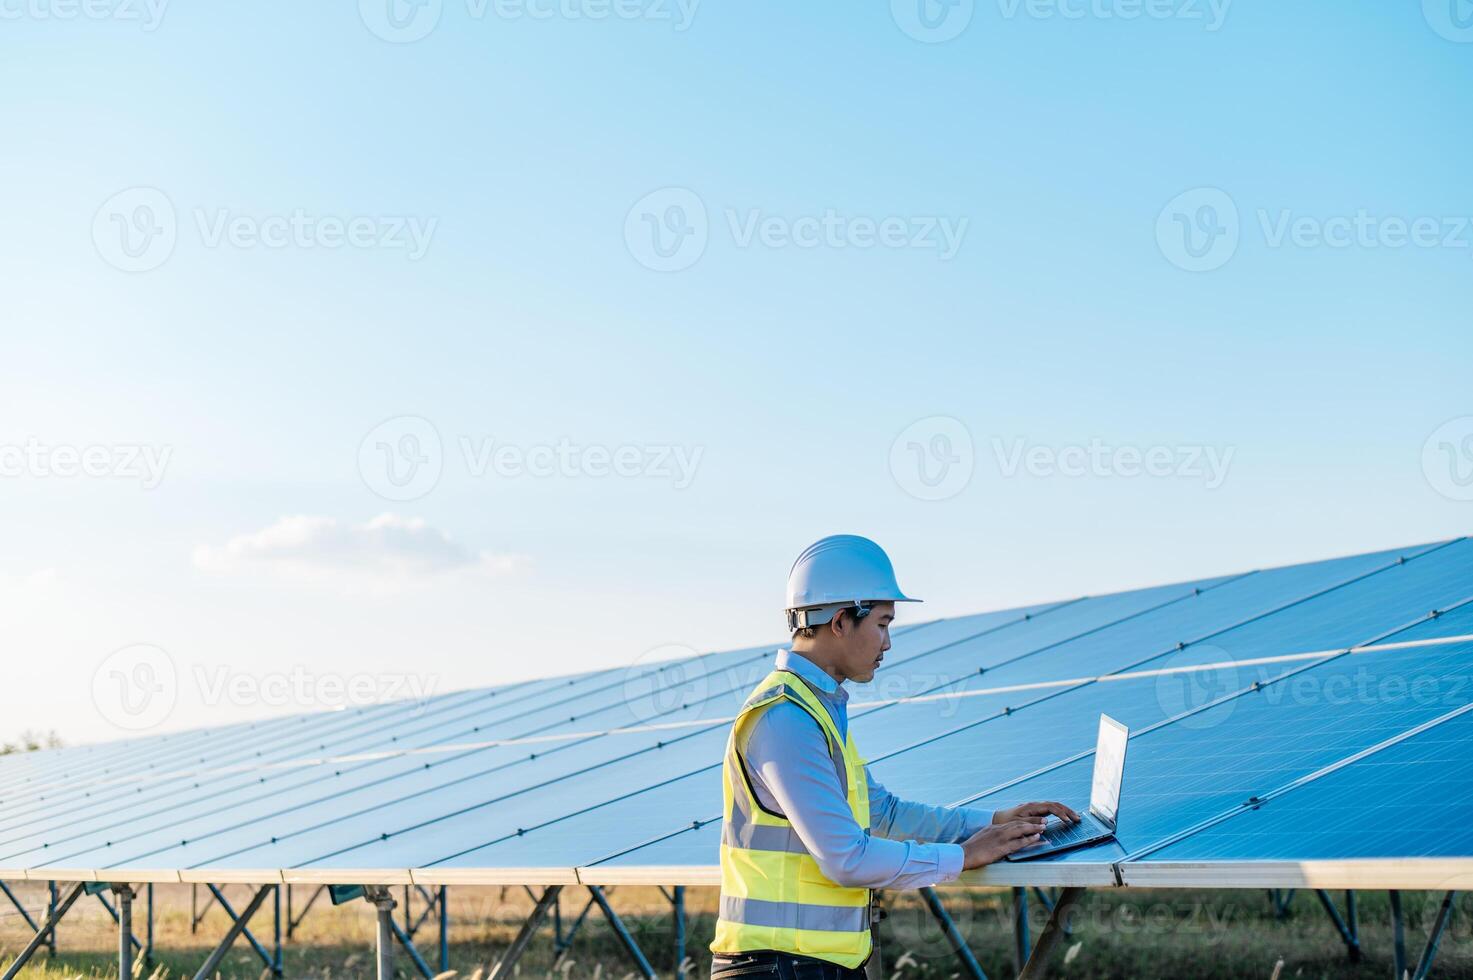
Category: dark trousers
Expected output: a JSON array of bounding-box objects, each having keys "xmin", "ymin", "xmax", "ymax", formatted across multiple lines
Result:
[{"xmin": 711, "ymin": 951, "xmax": 865, "ymax": 980}]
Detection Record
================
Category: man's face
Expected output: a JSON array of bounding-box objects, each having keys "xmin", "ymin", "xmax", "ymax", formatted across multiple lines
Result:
[{"xmin": 836, "ymin": 601, "xmax": 895, "ymax": 684}]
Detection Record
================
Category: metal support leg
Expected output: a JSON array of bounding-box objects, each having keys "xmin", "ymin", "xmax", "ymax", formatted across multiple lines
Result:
[
  {"xmin": 47, "ymin": 880, "xmax": 58, "ymax": 956},
  {"xmin": 146, "ymin": 883, "xmax": 154, "ymax": 965},
  {"xmin": 1411, "ymin": 891, "xmax": 1457, "ymax": 980},
  {"xmin": 551, "ymin": 890, "xmax": 599, "ymax": 968},
  {"xmin": 1390, "ymin": 891, "xmax": 1407, "ymax": 980},
  {"xmin": 1017, "ymin": 888, "xmax": 1085, "ymax": 980},
  {"xmin": 1314, "ymin": 889, "xmax": 1363, "ymax": 962},
  {"xmin": 372, "ymin": 888, "xmax": 397, "ymax": 980},
  {"xmin": 0, "ymin": 882, "xmax": 41, "ymax": 933},
  {"xmin": 192, "ymin": 882, "xmax": 220, "ymax": 933},
  {"xmin": 919, "ymin": 887, "xmax": 987, "ymax": 980},
  {"xmin": 207, "ymin": 883, "xmax": 277, "ymax": 971},
  {"xmin": 439, "ymin": 886, "xmax": 450, "ymax": 974},
  {"xmin": 274, "ymin": 879, "xmax": 284, "ymax": 976},
  {"xmin": 1347, "ymin": 890, "xmax": 1359, "ymax": 950},
  {"xmin": 588, "ymin": 885, "xmax": 656, "ymax": 980},
  {"xmin": 191, "ymin": 885, "xmax": 274, "ymax": 980},
  {"xmin": 288, "ymin": 884, "xmax": 326, "ymax": 937},
  {"xmin": 116, "ymin": 884, "xmax": 135, "ymax": 980},
  {"xmin": 490, "ymin": 885, "xmax": 562, "ymax": 980},
  {"xmin": 95, "ymin": 888, "xmax": 142, "ymax": 954},
  {"xmin": 2, "ymin": 882, "xmax": 85, "ymax": 980},
  {"xmin": 1011, "ymin": 887, "xmax": 1031, "ymax": 976},
  {"xmin": 673, "ymin": 885, "xmax": 688, "ymax": 980}
]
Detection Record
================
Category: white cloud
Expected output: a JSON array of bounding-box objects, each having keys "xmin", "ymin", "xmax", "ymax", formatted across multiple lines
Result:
[{"xmin": 193, "ymin": 514, "xmax": 521, "ymax": 590}]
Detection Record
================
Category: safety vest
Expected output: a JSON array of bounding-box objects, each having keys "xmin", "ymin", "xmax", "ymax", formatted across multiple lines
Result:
[{"xmin": 711, "ymin": 668, "xmax": 873, "ymax": 969}]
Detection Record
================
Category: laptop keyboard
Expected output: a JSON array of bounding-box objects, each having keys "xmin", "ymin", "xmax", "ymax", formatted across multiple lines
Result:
[{"xmin": 1043, "ymin": 813, "xmax": 1103, "ymax": 846}]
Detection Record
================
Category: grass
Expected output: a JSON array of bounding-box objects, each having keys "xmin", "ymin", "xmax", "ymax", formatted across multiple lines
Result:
[{"xmin": 0, "ymin": 883, "xmax": 1467, "ymax": 979}]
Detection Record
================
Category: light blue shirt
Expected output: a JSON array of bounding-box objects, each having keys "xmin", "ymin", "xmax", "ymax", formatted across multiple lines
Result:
[{"xmin": 735, "ymin": 649, "xmax": 994, "ymax": 889}]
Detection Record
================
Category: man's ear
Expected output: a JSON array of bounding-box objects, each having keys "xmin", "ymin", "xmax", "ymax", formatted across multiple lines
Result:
[{"xmin": 828, "ymin": 610, "xmax": 849, "ymax": 638}]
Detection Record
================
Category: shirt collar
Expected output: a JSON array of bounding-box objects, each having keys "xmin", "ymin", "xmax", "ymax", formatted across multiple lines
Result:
[{"xmin": 776, "ymin": 649, "xmax": 846, "ymax": 700}]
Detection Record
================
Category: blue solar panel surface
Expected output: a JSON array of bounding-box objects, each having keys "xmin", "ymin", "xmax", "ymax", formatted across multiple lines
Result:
[{"xmin": 2, "ymin": 538, "xmax": 1467, "ymax": 889}]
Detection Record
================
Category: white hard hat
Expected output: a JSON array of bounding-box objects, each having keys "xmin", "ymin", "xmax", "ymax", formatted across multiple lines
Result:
[{"xmin": 785, "ymin": 534, "xmax": 921, "ymax": 630}]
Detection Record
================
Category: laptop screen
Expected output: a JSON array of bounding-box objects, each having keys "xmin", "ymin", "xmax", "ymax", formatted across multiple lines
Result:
[{"xmin": 1090, "ymin": 715, "xmax": 1129, "ymax": 824}]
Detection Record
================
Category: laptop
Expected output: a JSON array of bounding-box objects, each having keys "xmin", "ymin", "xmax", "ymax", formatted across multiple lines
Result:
[{"xmin": 1006, "ymin": 714, "xmax": 1129, "ymax": 861}]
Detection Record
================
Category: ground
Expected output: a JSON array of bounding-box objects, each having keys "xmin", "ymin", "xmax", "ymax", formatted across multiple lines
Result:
[{"xmin": 0, "ymin": 883, "xmax": 1466, "ymax": 979}]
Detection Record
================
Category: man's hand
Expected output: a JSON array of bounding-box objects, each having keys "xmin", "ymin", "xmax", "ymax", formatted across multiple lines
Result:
[
  {"xmin": 993, "ymin": 801, "xmax": 1081, "ymax": 827},
  {"xmin": 960, "ymin": 819, "xmax": 1047, "ymax": 868}
]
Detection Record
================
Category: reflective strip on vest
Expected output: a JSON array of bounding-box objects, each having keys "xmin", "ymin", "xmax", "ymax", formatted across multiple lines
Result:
[
  {"xmin": 719, "ymin": 895, "xmax": 869, "ymax": 934},
  {"xmin": 722, "ymin": 795, "xmax": 808, "ymax": 854}
]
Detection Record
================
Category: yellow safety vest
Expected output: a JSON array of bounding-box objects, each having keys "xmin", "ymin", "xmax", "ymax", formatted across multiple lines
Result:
[{"xmin": 711, "ymin": 668, "xmax": 873, "ymax": 969}]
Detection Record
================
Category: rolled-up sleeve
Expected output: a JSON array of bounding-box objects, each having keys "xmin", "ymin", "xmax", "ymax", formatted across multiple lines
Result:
[{"xmin": 739, "ymin": 702, "xmax": 975, "ymax": 890}]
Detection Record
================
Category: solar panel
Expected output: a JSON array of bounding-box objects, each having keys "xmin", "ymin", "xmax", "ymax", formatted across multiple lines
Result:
[{"xmin": 0, "ymin": 537, "xmax": 1466, "ymax": 893}]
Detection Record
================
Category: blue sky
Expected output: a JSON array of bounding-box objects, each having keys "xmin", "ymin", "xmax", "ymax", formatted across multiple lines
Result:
[{"xmin": 1, "ymin": 0, "xmax": 1470, "ymax": 744}]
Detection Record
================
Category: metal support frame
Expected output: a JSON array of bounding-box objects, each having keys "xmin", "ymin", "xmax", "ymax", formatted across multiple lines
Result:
[
  {"xmin": 588, "ymin": 885, "xmax": 657, "ymax": 980},
  {"xmin": 191, "ymin": 881, "xmax": 219, "ymax": 933},
  {"xmin": 1313, "ymin": 889, "xmax": 1362, "ymax": 962},
  {"xmin": 919, "ymin": 887, "xmax": 988, "ymax": 980},
  {"xmin": 115, "ymin": 884, "xmax": 135, "ymax": 980},
  {"xmin": 47, "ymin": 880, "xmax": 58, "ymax": 956},
  {"xmin": 94, "ymin": 886, "xmax": 143, "ymax": 958},
  {"xmin": 490, "ymin": 884, "xmax": 563, "ymax": 980},
  {"xmin": 549, "ymin": 887, "xmax": 598, "ymax": 968},
  {"xmin": 672, "ymin": 885, "xmax": 688, "ymax": 980},
  {"xmin": 273, "ymin": 878, "xmax": 284, "ymax": 975},
  {"xmin": 1268, "ymin": 888, "xmax": 1298, "ymax": 919},
  {"xmin": 439, "ymin": 885, "xmax": 450, "ymax": 974},
  {"xmin": 1011, "ymin": 886, "xmax": 1031, "ymax": 976},
  {"xmin": 191, "ymin": 885, "xmax": 274, "ymax": 980},
  {"xmin": 1017, "ymin": 887, "xmax": 1085, "ymax": 980},
  {"xmin": 1390, "ymin": 890, "xmax": 1407, "ymax": 979},
  {"xmin": 364, "ymin": 885, "xmax": 437, "ymax": 980},
  {"xmin": 206, "ymin": 883, "xmax": 280, "ymax": 975},
  {"xmin": 288, "ymin": 883, "xmax": 328, "ymax": 937},
  {"xmin": 146, "ymin": 883, "xmax": 155, "ymax": 964},
  {"xmin": 1, "ymin": 882, "xmax": 85, "ymax": 980},
  {"xmin": 0, "ymin": 881, "xmax": 41, "ymax": 933},
  {"xmin": 1386, "ymin": 890, "xmax": 1460, "ymax": 980}
]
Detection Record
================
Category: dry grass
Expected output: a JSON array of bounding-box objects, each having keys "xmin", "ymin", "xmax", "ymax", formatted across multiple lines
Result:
[{"xmin": 0, "ymin": 883, "xmax": 1468, "ymax": 979}]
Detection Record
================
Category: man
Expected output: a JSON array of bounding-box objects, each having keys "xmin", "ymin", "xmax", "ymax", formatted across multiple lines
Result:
[{"xmin": 710, "ymin": 535, "xmax": 1079, "ymax": 980}]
